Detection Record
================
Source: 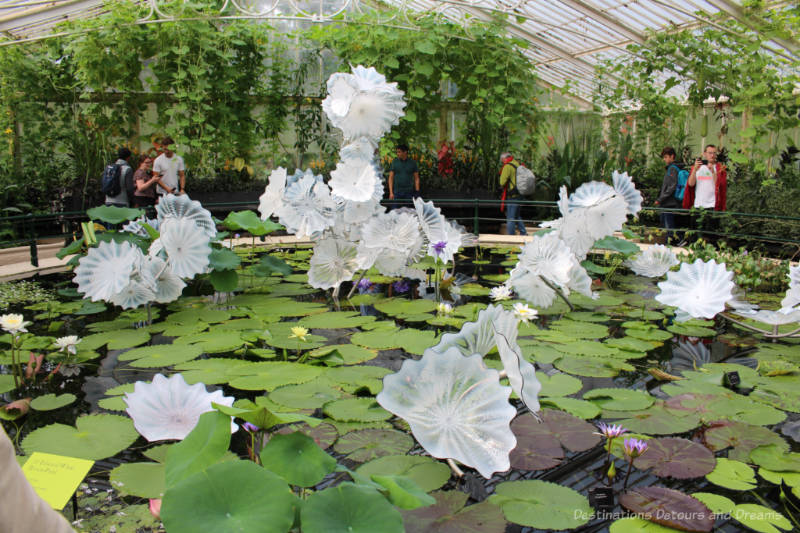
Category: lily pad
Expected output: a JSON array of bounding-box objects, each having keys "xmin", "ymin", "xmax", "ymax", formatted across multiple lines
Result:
[
  {"xmin": 356, "ymin": 455, "xmax": 450, "ymax": 492},
  {"xmin": 400, "ymin": 491, "xmax": 506, "ymax": 533},
  {"xmin": 334, "ymin": 429, "xmax": 414, "ymax": 462},
  {"xmin": 0, "ymin": 374, "xmax": 15, "ymax": 394},
  {"xmin": 667, "ymin": 323, "xmax": 717, "ymax": 337},
  {"xmin": 161, "ymin": 460, "xmax": 297, "ymax": 533},
  {"xmin": 633, "ymin": 437, "xmax": 716, "ymax": 479},
  {"xmin": 610, "ymin": 517, "xmax": 692, "ymax": 532},
  {"xmin": 307, "ymin": 344, "xmax": 377, "ymax": 365},
  {"xmin": 87, "ymin": 205, "xmax": 143, "ymax": 224},
  {"xmin": 260, "ymin": 431, "xmax": 336, "ymax": 487},
  {"xmin": 584, "ymin": 388, "xmax": 654, "ymax": 411},
  {"xmin": 174, "ymin": 331, "xmax": 247, "ymax": 353},
  {"xmin": 300, "ymin": 483, "xmax": 404, "ymax": 533},
  {"xmin": 30, "ymin": 393, "xmax": 76, "ymax": 411},
  {"xmin": 228, "ymin": 362, "xmax": 323, "ymax": 391},
  {"xmin": 540, "ymin": 397, "xmax": 601, "ymax": 419},
  {"xmin": 706, "ymin": 458, "xmax": 756, "ymax": 490},
  {"xmin": 299, "ymin": 311, "xmax": 376, "ymax": 329},
  {"xmin": 269, "ymin": 380, "xmax": 342, "ymax": 410},
  {"xmin": 351, "ymin": 329, "xmax": 440, "ymax": 355},
  {"xmin": 117, "ymin": 344, "xmax": 203, "ymax": 367},
  {"xmin": 550, "ymin": 320, "xmax": 609, "ymax": 339},
  {"xmin": 80, "ymin": 329, "xmax": 150, "ymax": 351},
  {"xmin": 703, "ymin": 421, "xmax": 789, "ymax": 462},
  {"xmin": 538, "ymin": 373, "xmax": 582, "ymax": 397},
  {"xmin": 489, "ymin": 479, "xmax": 592, "ymax": 530},
  {"xmin": 323, "ymin": 398, "xmax": 392, "ymax": 422},
  {"xmin": 619, "ymin": 486, "xmax": 714, "ymax": 532},
  {"xmin": 510, "ymin": 410, "xmax": 601, "ymax": 470},
  {"xmin": 626, "ymin": 328, "xmax": 674, "ymax": 342},
  {"xmin": 750, "ymin": 445, "xmax": 800, "ymax": 473},
  {"xmin": 276, "ymin": 422, "xmax": 338, "ymax": 450},
  {"xmin": 613, "ymin": 403, "xmax": 702, "ymax": 435},
  {"xmin": 730, "ymin": 504, "xmax": 792, "ymax": 533},
  {"xmin": 167, "ymin": 308, "xmax": 231, "ymax": 324},
  {"xmin": 554, "ymin": 355, "xmax": 631, "ymax": 378},
  {"xmin": 22, "ymin": 414, "xmax": 138, "ymax": 460},
  {"xmin": 110, "ymin": 462, "xmax": 166, "ymax": 498},
  {"xmin": 374, "ymin": 299, "xmax": 437, "ymax": 317},
  {"xmin": 174, "ymin": 358, "xmax": 254, "ymax": 385}
]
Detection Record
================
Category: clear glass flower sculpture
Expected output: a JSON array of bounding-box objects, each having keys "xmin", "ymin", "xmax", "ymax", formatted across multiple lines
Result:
[
  {"xmin": 322, "ymin": 65, "xmax": 406, "ymax": 141},
  {"xmin": 612, "ymin": 170, "xmax": 643, "ymax": 216},
  {"xmin": 122, "ymin": 216, "xmax": 159, "ymax": 237},
  {"xmin": 733, "ymin": 308, "xmax": 800, "ymax": 326},
  {"xmin": 156, "ymin": 194, "xmax": 216, "ymax": 239},
  {"xmin": 340, "ymin": 136, "xmax": 378, "ymax": 161},
  {"xmin": 656, "ymin": 259, "xmax": 734, "ymax": 319},
  {"xmin": 329, "ymin": 158, "xmax": 381, "ymax": 202},
  {"xmin": 377, "ymin": 347, "xmax": 518, "ymax": 479},
  {"xmin": 359, "ymin": 211, "xmax": 425, "ymax": 275},
  {"xmin": 74, "ymin": 240, "xmax": 142, "ymax": 302},
  {"xmin": 110, "ymin": 279, "xmax": 156, "ymax": 310},
  {"xmin": 307, "ymin": 236, "xmax": 361, "ymax": 290},
  {"xmin": 124, "ymin": 373, "xmax": 236, "ymax": 442},
  {"xmin": 568, "ymin": 181, "xmax": 616, "ymax": 210},
  {"xmin": 433, "ymin": 304, "xmax": 541, "ymax": 412},
  {"xmin": 782, "ymin": 265, "xmax": 800, "ymax": 310},
  {"xmin": 156, "ymin": 218, "xmax": 212, "ymax": 279},
  {"xmin": 276, "ymin": 174, "xmax": 336, "ymax": 239},
  {"xmin": 625, "ymin": 244, "xmax": 679, "ymax": 277},
  {"xmin": 258, "ymin": 167, "xmax": 287, "ymax": 220},
  {"xmin": 141, "ymin": 256, "xmax": 186, "ymax": 303}
]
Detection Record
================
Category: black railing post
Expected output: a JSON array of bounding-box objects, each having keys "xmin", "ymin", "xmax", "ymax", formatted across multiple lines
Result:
[{"xmin": 473, "ymin": 198, "xmax": 480, "ymax": 234}]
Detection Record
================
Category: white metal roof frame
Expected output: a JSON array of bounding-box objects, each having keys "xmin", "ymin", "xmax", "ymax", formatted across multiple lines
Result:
[{"xmin": 0, "ymin": 0, "xmax": 796, "ymax": 105}]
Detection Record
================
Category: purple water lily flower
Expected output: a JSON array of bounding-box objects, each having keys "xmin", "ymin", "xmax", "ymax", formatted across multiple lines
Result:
[
  {"xmin": 357, "ymin": 278, "xmax": 373, "ymax": 291},
  {"xmin": 623, "ymin": 437, "xmax": 648, "ymax": 459},
  {"xmin": 242, "ymin": 422, "xmax": 260, "ymax": 433},
  {"xmin": 392, "ymin": 280, "xmax": 410, "ymax": 294},
  {"xmin": 432, "ymin": 240, "xmax": 447, "ymax": 256},
  {"xmin": 596, "ymin": 422, "xmax": 628, "ymax": 439}
]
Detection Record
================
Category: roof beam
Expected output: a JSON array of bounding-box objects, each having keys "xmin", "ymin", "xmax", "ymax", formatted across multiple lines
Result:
[
  {"xmin": 0, "ymin": 0, "xmax": 101, "ymax": 33},
  {"xmin": 704, "ymin": 0, "xmax": 799, "ymax": 54},
  {"xmin": 554, "ymin": 0, "xmax": 646, "ymax": 44}
]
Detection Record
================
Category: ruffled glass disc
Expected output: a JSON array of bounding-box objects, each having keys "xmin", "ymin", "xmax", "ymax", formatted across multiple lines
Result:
[
  {"xmin": 158, "ymin": 218, "xmax": 212, "ymax": 279},
  {"xmin": 612, "ymin": 170, "xmax": 643, "ymax": 216},
  {"xmin": 74, "ymin": 240, "xmax": 142, "ymax": 302},
  {"xmin": 156, "ymin": 194, "xmax": 216, "ymax": 239},
  {"xmin": 656, "ymin": 259, "xmax": 734, "ymax": 319},
  {"xmin": 625, "ymin": 244, "xmax": 679, "ymax": 278}
]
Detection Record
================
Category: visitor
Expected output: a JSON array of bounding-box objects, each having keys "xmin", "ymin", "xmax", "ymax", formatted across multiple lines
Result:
[
  {"xmin": 654, "ymin": 147, "xmax": 682, "ymax": 245},
  {"xmin": 387, "ymin": 143, "xmax": 420, "ymax": 205},
  {"xmin": 152, "ymin": 136, "xmax": 186, "ymax": 199},
  {"xmin": 104, "ymin": 147, "xmax": 135, "ymax": 208},
  {"xmin": 132, "ymin": 156, "xmax": 165, "ymax": 212},
  {"xmin": 683, "ymin": 144, "xmax": 727, "ymax": 241},
  {"xmin": 499, "ymin": 152, "xmax": 527, "ymax": 236},
  {"xmin": 0, "ymin": 425, "xmax": 77, "ymax": 532}
]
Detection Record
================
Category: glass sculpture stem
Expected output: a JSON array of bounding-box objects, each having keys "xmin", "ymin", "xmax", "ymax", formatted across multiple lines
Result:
[
  {"xmin": 537, "ymin": 275, "xmax": 574, "ymax": 311},
  {"xmin": 347, "ymin": 271, "xmax": 365, "ymax": 299},
  {"xmin": 447, "ymin": 458, "xmax": 464, "ymax": 478}
]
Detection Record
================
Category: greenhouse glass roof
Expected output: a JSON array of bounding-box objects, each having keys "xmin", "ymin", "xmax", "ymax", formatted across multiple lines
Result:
[{"xmin": 0, "ymin": 0, "xmax": 794, "ymax": 103}]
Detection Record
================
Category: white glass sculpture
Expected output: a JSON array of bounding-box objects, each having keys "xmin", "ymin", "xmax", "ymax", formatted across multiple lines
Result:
[
  {"xmin": 329, "ymin": 158, "xmax": 381, "ymax": 202},
  {"xmin": 122, "ymin": 216, "xmax": 159, "ymax": 237},
  {"xmin": 433, "ymin": 304, "xmax": 541, "ymax": 413},
  {"xmin": 656, "ymin": 259, "xmax": 734, "ymax": 319},
  {"xmin": 377, "ymin": 347, "xmax": 517, "ymax": 479},
  {"xmin": 110, "ymin": 279, "xmax": 156, "ymax": 310},
  {"xmin": 625, "ymin": 245, "xmax": 679, "ymax": 277},
  {"xmin": 359, "ymin": 211, "xmax": 425, "ymax": 273},
  {"xmin": 307, "ymin": 236, "xmax": 361, "ymax": 290},
  {"xmin": 340, "ymin": 137, "xmax": 378, "ymax": 161},
  {"xmin": 124, "ymin": 373, "xmax": 236, "ymax": 442},
  {"xmin": 156, "ymin": 194, "xmax": 216, "ymax": 238},
  {"xmin": 141, "ymin": 256, "xmax": 186, "ymax": 303},
  {"xmin": 258, "ymin": 167, "xmax": 287, "ymax": 220},
  {"xmin": 612, "ymin": 170, "xmax": 643, "ymax": 216},
  {"xmin": 568, "ymin": 181, "xmax": 616, "ymax": 210},
  {"xmin": 157, "ymin": 218, "xmax": 212, "ymax": 279},
  {"xmin": 322, "ymin": 66, "xmax": 406, "ymax": 141},
  {"xmin": 276, "ymin": 174, "xmax": 336, "ymax": 239},
  {"xmin": 74, "ymin": 240, "xmax": 142, "ymax": 302},
  {"xmin": 782, "ymin": 265, "xmax": 800, "ymax": 310},
  {"xmin": 733, "ymin": 309, "xmax": 800, "ymax": 326}
]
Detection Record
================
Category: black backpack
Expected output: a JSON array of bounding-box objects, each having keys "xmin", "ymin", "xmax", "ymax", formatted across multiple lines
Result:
[{"xmin": 101, "ymin": 163, "xmax": 122, "ymax": 196}]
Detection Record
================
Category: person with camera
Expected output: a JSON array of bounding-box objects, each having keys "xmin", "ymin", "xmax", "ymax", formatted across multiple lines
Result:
[
  {"xmin": 132, "ymin": 156, "xmax": 167, "ymax": 210},
  {"xmin": 152, "ymin": 136, "xmax": 186, "ymax": 199},
  {"xmin": 683, "ymin": 144, "xmax": 727, "ymax": 241}
]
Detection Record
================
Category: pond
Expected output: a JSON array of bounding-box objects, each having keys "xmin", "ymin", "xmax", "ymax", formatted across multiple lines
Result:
[{"xmin": 2, "ymin": 243, "xmax": 799, "ymax": 533}]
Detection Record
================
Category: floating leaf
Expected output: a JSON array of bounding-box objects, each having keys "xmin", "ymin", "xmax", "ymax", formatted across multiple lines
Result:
[
  {"xmin": 223, "ymin": 210, "xmax": 282, "ymax": 236},
  {"xmin": 613, "ymin": 403, "xmax": 701, "ymax": 435},
  {"xmin": 80, "ymin": 329, "xmax": 150, "ymax": 350},
  {"xmin": 22, "ymin": 414, "xmax": 138, "ymax": 460},
  {"xmin": 110, "ymin": 462, "xmax": 165, "ymax": 498},
  {"xmin": 260, "ymin": 431, "xmax": 336, "ymax": 487},
  {"xmin": 554, "ymin": 355, "xmax": 631, "ymax": 378},
  {"xmin": 706, "ymin": 458, "xmax": 756, "ymax": 490},
  {"xmin": 30, "ymin": 393, "xmax": 76, "ymax": 411},
  {"xmin": 307, "ymin": 344, "xmax": 377, "ymax": 365},
  {"xmin": 87, "ymin": 205, "xmax": 143, "ymax": 224},
  {"xmin": 400, "ymin": 491, "xmax": 506, "ymax": 533},
  {"xmin": 540, "ymin": 397, "xmax": 600, "ymax": 419},
  {"xmin": 228, "ymin": 362, "xmax": 323, "ymax": 391},
  {"xmin": 584, "ymin": 388, "xmax": 654, "ymax": 411},
  {"xmin": 276, "ymin": 422, "xmax": 338, "ymax": 450},
  {"xmin": 370, "ymin": 474, "xmax": 436, "ymax": 509},
  {"xmin": 300, "ymin": 483, "xmax": 404, "ymax": 533},
  {"xmin": 750, "ymin": 445, "xmax": 800, "ymax": 473},
  {"xmin": 334, "ymin": 429, "xmax": 413, "ymax": 462},
  {"xmin": 489, "ymin": 480, "xmax": 592, "ymax": 530},
  {"xmin": 610, "ymin": 517, "xmax": 694, "ymax": 532},
  {"xmin": 161, "ymin": 460, "xmax": 297, "ymax": 533},
  {"xmin": 167, "ymin": 308, "xmax": 231, "ymax": 324},
  {"xmin": 619, "ymin": 486, "xmax": 713, "ymax": 532},
  {"xmin": 730, "ymin": 504, "xmax": 792, "ymax": 533},
  {"xmin": 323, "ymin": 398, "xmax": 392, "ymax": 422},
  {"xmin": 356, "ymin": 455, "xmax": 450, "ymax": 492},
  {"xmin": 118, "ymin": 344, "xmax": 203, "ymax": 367},
  {"xmin": 538, "ymin": 373, "xmax": 582, "ymax": 397},
  {"xmin": 299, "ymin": 311, "xmax": 376, "ymax": 329},
  {"xmin": 703, "ymin": 421, "xmax": 788, "ymax": 462},
  {"xmin": 633, "ymin": 437, "xmax": 716, "ymax": 479},
  {"xmin": 351, "ymin": 329, "xmax": 440, "ymax": 355},
  {"xmin": 269, "ymin": 380, "xmax": 341, "ymax": 410}
]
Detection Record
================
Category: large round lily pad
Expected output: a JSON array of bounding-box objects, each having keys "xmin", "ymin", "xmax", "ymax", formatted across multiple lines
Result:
[
  {"xmin": 333, "ymin": 429, "xmax": 413, "ymax": 462},
  {"xmin": 584, "ymin": 388, "xmax": 654, "ymax": 411},
  {"xmin": 612, "ymin": 404, "xmax": 702, "ymax": 435},
  {"xmin": 323, "ymin": 398, "xmax": 392, "ymax": 423},
  {"xmin": 703, "ymin": 420, "xmax": 789, "ymax": 462},
  {"xmin": 301, "ymin": 483, "xmax": 404, "ymax": 533},
  {"xmin": 22, "ymin": 414, "xmax": 138, "ymax": 461},
  {"xmin": 619, "ymin": 486, "xmax": 713, "ymax": 532},
  {"xmin": 351, "ymin": 329, "xmax": 440, "ymax": 355},
  {"xmin": 110, "ymin": 462, "xmax": 165, "ymax": 498},
  {"xmin": 706, "ymin": 458, "xmax": 756, "ymax": 490},
  {"xmin": 489, "ymin": 479, "xmax": 592, "ymax": 530},
  {"xmin": 30, "ymin": 393, "xmax": 76, "ymax": 411},
  {"xmin": 117, "ymin": 344, "xmax": 203, "ymax": 367},
  {"xmin": 269, "ymin": 380, "xmax": 341, "ymax": 410},
  {"xmin": 633, "ymin": 437, "xmax": 716, "ymax": 479},
  {"xmin": 228, "ymin": 362, "xmax": 323, "ymax": 391},
  {"xmin": 356, "ymin": 455, "xmax": 450, "ymax": 492},
  {"xmin": 299, "ymin": 311, "xmax": 376, "ymax": 329},
  {"xmin": 540, "ymin": 397, "xmax": 600, "ymax": 419},
  {"xmin": 259, "ymin": 431, "xmax": 336, "ymax": 487},
  {"xmin": 401, "ymin": 491, "xmax": 506, "ymax": 533},
  {"xmin": 161, "ymin": 460, "xmax": 297, "ymax": 533}
]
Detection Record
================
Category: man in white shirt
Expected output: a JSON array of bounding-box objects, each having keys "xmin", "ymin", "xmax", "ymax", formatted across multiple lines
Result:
[
  {"xmin": 684, "ymin": 144, "xmax": 727, "ymax": 242},
  {"xmin": 152, "ymin": 136, "xmax": 186, "ymax": 198}
]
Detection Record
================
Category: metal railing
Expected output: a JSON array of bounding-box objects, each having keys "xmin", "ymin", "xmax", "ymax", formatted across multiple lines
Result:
[{"xmin": 1, "ymin": 199, "xmax": 799, "ymax": 267}]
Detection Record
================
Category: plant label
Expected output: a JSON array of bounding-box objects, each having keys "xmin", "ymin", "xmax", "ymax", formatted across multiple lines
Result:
[
  {"xmin": 723, "ymin": 371, "xmax": 741, "ymax": 388},
  {"xmin": 22, "ymin": 452, "xmax": 94, "ymax": 510},
  {"xmin": 589, "ymin": 487, "xmax": 615, "ymax": 512}
]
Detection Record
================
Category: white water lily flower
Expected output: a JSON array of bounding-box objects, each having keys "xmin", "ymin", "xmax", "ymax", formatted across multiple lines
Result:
[
  {"xmin": 158, "ymin": 218, "xmax": 211, "ymax": 279},
  {"xmin": 0, "ymin": 313, "xmax": 30, "ymax": 335},
  {"xmin": 612, "ymin": 170, "xmax": 643, "ymax": 216},
  {"xmin": 156, "ymin": 194, "xmax": 216, "ymax": 239},
  {"xmin": 53, "ymin": 335, "xmax": 81, "ymax": 355},
  {"xmin": 491, "ymin": 285, "xmax": 513, "ymax": 301},
  {"xmin": 329, "ymin": 158, "xmax": 381, "ymax": 202},
  {"xmin": 124, "ymin": 373, "xmax": 237, "ymax": 442},
  {"xmin": 437, "ymin": 302, "xmax": 454, "ymax": 315},
  {"xmin": 433, "ymin": 304, "xmax": 541, "ymax": 413},
  {"xmin": 625, "ymin": 245, "xmax": 679, "ymax": 278},
  {"xmin": 258, "ymin": 167, "xmax": 287, "ymax": 220},
  {"xmin": 377, "ymin": 347, "xmax": 517, "ymax": 479},
  {"xmin": 276, "ymin": 174, "xmax": 336, "ymax": 239},
  {"xmin": 322, "ymin": 65, "xmax": 406, "ymax": 141},
  {"xmin": 141, "ymin": 256, "xmax": 186, "ymax": 304},
  {"xmin": 307, "ymin": 236, "xmax": 361, "ymax": 290},
  {"xmin": 656, "ymin": 259, "xmax": 734, "ymax": 319},
  {"xmin": 513, "ymin": 302, "xmax": 538, "ymax": 323},
  {"xmin": 74, "ymin": 240, "xmax": 142, "ymax": 302},
  {"xmin": 110, "ymin": 279, "xmax": 156, "ymax": 310}
]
